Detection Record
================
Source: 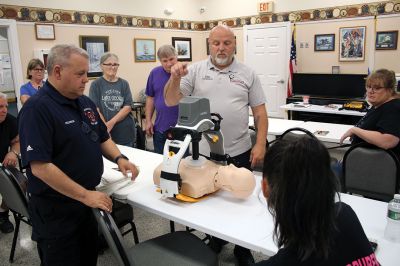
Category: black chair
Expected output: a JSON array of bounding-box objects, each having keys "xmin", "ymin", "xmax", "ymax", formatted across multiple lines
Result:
[
  {"xmin": 278, "ymin": 127, "xmax": 316, "ymax": 142},
  {"xmin": 0, "ymin": 163, "xmax": 31, "ymax": 263},
  {"xmin": 111, "ymin": 199, "xmax": 139, "ymax": 244},
  {"xmin": 343, "ymin": 142, "xmax": 400, "ymax": 202},
  {"xmin": 93, "ymin": 208, "xmax": 218, "ymax": 266}
]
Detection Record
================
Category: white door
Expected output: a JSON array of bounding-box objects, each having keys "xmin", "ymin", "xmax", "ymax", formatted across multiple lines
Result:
[
  {"xmin": 0, "ymin": 19, "xmax": 24, "ymax": 110},
  {"xmin": 244, "ymin": 22, "xmax": 291, "ymax": 118}
]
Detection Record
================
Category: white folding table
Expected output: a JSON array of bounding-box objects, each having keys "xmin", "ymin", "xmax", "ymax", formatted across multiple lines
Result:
[{"xmin": 101, "ymin": 147, "xmax": 399, "ymax": 265}]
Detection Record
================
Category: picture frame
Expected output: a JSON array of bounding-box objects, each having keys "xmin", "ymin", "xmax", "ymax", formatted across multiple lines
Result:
[
  {"xmin": 79, "ymin": 35, "xmax": 109, "ymax": 78},
  {"xmin": 314, "ymin": 34, "xmax": 335, "ymax": 51},
  {"xmin": 172, "ymin": 37, "xmax": 192, "ymax": 61},
  {"xmin": 134, "ymin": 38, "xmax": 156, "ymax": 62},
  {"xmin": 375, "ymin": 31, "xmax": 398, "ymax": 50},
  {"xmin": 35, "ymin": 23, "xmax": 55, "ymax": 40},
  {"xmin": 339, "ymin": 26, "xmax": 366, "ymax": 61}
]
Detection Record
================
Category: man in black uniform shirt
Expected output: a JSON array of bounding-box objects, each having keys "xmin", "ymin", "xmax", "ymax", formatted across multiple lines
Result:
[
  {"xmin": 18, "ymin": 44, "xmax": 139, "ymax": 265},
  {"xmin": 0, "ymin": 92, "xmax": 20, "ymax": 234}
]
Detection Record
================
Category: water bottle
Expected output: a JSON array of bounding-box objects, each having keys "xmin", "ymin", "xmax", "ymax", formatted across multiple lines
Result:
[{"xmin": 384, "ymin": 194, "xmax": 400, "ymax": 242}]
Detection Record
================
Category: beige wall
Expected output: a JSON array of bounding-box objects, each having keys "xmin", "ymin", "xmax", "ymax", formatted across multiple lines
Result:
[
  {"xmin": 2, "ymin": 0, "xmax": 380, "ymax": 21},
  {"xmin": 374, "ymin": 15, "xmax": 400, "ymax": 71},
  {"xmin": 17, "ymin": 23, "xmax": 209, "ymax": 99},
  {"xmin": 201, "ymin": 0, "xmax": 379, "ymax": 20},
  {"xmin": 294, "ymin": 15, "xmax": 400, "ymax": 74},
  {"xmin": 296, "ymin": 18, "xmax": 373, "ymax": 74},
  {"xmin": 16, "ymin": 13, "xmax": 399, "ymax": 100}
]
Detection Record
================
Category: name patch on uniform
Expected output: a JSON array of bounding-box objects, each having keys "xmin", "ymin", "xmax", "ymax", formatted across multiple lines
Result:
[{"xmin": 65, "ymin": 120, "xmax": 75, "ymax": 125}]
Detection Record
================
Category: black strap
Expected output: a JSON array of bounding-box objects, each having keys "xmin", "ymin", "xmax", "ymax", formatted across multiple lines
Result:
[
  {"xmin": 160, "ymin": 171, "xmax": 180, "ymax": 182},
  {"xmin": 327, "ymin": 144, "xmax": 352, "ymax": 150}
]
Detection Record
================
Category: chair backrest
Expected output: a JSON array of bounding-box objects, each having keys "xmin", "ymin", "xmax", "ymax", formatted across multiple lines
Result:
[
  {"xmin": 279, "ymin": 127, "xmax": 316, "ymax": 142},
  {"xmin": 343, "ymin": 142, "xmax": 400, "ymax": 202},
  {"xmin": 269, "ymin": 127, "xmax": 316, "ymax": 146},
  {"xmin": 0, "ymin": 164, "xmax": 29, "ymax": 218},
  {"xmin": 92, "ymin": 208, "xmax": 132, "ymax": 266}
]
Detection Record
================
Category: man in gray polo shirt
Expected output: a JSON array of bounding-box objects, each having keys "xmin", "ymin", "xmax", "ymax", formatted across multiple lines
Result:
[{"xmin": 164, "ymin": 25, "xmax": 268, "ymax": 265}]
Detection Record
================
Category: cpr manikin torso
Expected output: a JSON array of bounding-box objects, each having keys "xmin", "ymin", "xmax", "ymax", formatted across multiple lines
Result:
[{"xmin": 153, "ymin": 157, "xmax": 256, "ymax": 199}]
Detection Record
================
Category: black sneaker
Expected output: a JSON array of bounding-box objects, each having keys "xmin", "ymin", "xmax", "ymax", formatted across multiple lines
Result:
[{"xmin": 0, "ymin": 211, "xmax": 14, "ymax": 234}]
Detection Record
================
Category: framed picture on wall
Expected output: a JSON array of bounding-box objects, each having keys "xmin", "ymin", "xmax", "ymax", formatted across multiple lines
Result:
[
  {"xmin": 339, "ymin": 26, "xmax": 366, "ymax": 61},
  {"xmin": 375, "ymin": 31, "xmax": 398, "ymax": 50},
  {"xmin": 314, "ymin": 34, "xmax": 335, "ymax": 51},
  {"xmin": 134, "ymin": 38, "xmax": 156, "ymax": 62},
  {"xmin": 79, "ymin": 35, "xmax": 109, "ymax": 77},
  {"xmin": 172, "ymin": 37, "xmax": 192, "ymax": 61},
  {"xmin": 35, "ymin": 23, "xmax": 55, "ymax": 40}
]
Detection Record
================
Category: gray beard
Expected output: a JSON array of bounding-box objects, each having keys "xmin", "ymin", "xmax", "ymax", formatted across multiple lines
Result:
[{"xmin": 213, "ymin": 55, "xmax": 233, "ymax": 67}]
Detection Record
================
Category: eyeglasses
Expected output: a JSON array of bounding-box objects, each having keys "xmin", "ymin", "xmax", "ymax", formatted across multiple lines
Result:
[
  {"xmin": 365, "ymin": 86, "xmax": 385, "ymax": 93},
  {"xmin": 32, "ymin": 68, "xmax": 44, "ymax": 72},
  {"xmin": 102, "ymin": 63, "xmax": 120, "ymax": 67},
  {"xmin": 81, "ymin": 121, "xmax": 99, "ymax": 142}
]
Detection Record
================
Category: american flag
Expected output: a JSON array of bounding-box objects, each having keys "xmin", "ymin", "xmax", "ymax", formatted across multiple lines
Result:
[{"xmin": 287, "ymin": 30, "xmax": 297, "ymax": 97}]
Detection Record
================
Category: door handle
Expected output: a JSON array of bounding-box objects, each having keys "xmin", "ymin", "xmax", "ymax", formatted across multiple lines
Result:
[{"xmin": 277, "ymin": 80, "xmax": 285, "ymax": 84}]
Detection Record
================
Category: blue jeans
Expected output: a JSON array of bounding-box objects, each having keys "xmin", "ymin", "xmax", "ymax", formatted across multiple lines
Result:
[{"xmin": 153, "ymin": 131, "xmax": 167, "ymax": 154}]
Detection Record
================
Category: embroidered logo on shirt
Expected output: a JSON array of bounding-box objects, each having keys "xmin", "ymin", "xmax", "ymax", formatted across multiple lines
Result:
[
  {"xmin": 228, "ymin": 73, "xmax": 245, "ymax": 85},
  {"xmin": 83, "ymin": 108, "xmax": 98, "ymax": 126},
  {"xmin": 65, "ymin": 120, "xmax": 75, "ymax": 125},
  {"xmin": 26, "ymin": 145, "xmax": 33, "ymax": 151}
]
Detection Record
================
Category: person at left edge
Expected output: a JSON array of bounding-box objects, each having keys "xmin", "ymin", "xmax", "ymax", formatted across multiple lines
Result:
[
  {"xmin": 0, "ymin": 92, "xmax": 21, "ymax": 234},
  {"xmin": 18, "ymin": 44, "xmax": 139, "ymax": 266}
]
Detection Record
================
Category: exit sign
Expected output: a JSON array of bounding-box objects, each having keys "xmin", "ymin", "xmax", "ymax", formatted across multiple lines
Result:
[{"xmin": 258, "ymin": 1, "xmax": 274, "ymax": 13}]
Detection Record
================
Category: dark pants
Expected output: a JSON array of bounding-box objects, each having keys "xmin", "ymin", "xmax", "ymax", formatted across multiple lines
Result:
[
  {"xmin": 213, "ymin": 149, "xmax": 253, "ymax": 257},
  {"xmin": 153, "ymin": 131, "xmax": 167, "ymax": 154},
  {"xmin": 29, "ymin": 195, "xmax": 98, "ymax": 266}
]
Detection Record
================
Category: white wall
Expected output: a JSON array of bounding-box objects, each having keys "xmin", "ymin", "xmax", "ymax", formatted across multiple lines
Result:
[
  {"xmin": 2, "ymin": 0, "xmax": 203, "ymax": 21},
  {"xmin": 200, "ymin": 0, "xmax": 379, "ymax": 20},
  {"xmin": 3, "ymin": 0, "xmax": 381, "ymax": 21}
]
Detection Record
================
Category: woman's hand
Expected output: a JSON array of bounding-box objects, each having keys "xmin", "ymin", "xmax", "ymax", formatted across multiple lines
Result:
[{"xmin": 340, "ymin": 127, "xmax": 354, "ymax": 144}]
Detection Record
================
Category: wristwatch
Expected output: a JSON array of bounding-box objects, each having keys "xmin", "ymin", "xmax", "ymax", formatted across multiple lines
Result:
[{"xmin": 114, "ymin": 154, "xmax": 129, "ymax": 164}]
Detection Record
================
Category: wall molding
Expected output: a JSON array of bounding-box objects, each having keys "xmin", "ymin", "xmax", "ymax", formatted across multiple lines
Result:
[{"xmin": 0, "ymin": 1, "xmax": 399, "ymax": 31}]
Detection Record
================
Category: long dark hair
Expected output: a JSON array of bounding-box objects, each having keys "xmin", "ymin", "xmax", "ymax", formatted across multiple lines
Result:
[{"xmin": 263, "ymin": 137, "xmax": 339, "ymax": 261}]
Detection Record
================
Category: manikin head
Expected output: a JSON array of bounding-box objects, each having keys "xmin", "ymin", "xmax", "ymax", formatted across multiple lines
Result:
[
  {"xmin": 214, "ymin": 164, "xmax": 255, "ymax": 198},
  {"xmin": 153, "ymin": 158, "xmax": 255, "ymax": 199}
]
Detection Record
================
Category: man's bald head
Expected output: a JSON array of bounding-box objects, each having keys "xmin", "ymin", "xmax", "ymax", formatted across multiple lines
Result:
[{"xmin": 208, "ymin": 25, "xmax": 236, "ymax": 69}]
